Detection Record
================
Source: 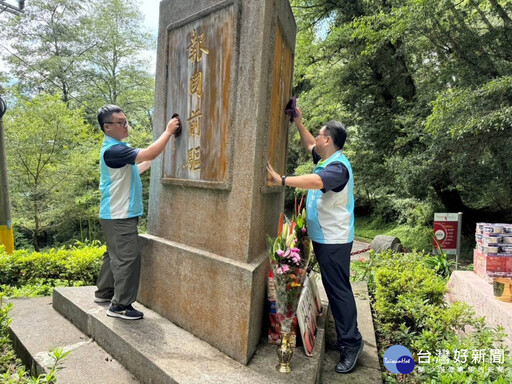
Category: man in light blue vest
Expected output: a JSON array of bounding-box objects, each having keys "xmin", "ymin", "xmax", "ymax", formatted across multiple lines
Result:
[
  {"xmin": 95, "ymin": 105, "xmax": 180, "ymax": 320},
  {"xmin": 267, "ymin": 106, "xmax": 363, "ymax": 373}
]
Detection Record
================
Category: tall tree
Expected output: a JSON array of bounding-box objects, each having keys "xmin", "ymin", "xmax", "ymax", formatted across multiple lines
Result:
[
  {"xmin": 291, "ymin": 0, "xmax": 512, "ymax": 231},
  {"xmin": 5, "ymin": 93, "xmax": 99, "ymax": 250},
  {"xmin": 2, "ymin": 0, "xmax": 95, "ymax": 105},
  {"xmin": 74, "ymin": 0, "xmax": 155, "ymax": 129},
  {"xmin": 2, "ymin": 0, "xmax": 156, "ymax": 129},
  {"xmin": 1, "ymin": 0, "xmax": 156, "ymax": 247}
]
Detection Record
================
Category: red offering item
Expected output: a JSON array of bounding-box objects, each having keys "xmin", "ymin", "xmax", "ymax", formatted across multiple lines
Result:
[{"xmin": 474, "ymin": 249, "xmax": 512, "ymax": 280}]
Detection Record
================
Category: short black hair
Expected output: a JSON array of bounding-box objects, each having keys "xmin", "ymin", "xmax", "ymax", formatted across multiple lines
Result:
[
  {"xmin": 97, "ymin": 105, "xmax": 123, "ymax": 132},
  {"xmin": 324, "ymin": 120, "xmax": 347, "ymax": 150}
]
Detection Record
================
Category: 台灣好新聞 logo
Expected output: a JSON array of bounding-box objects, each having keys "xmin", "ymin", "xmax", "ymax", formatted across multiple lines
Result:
[{"xmin": 383, "ymin": 345, "xmax": 415, "ymax": 374}]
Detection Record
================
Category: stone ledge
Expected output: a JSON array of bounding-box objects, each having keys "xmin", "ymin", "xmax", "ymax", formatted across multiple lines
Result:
[
  {"xmin": 446, "ymin": 271, "xmax": 512, "ymax": 350},
  {"xmin": 52, "ymin": 286, "xmax": 325, "ymax": 384}
]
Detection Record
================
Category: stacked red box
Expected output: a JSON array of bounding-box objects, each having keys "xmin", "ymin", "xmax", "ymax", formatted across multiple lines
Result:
[{"xmin": 473, "ymin": 249, "xmax": 512, "ymax": 280}]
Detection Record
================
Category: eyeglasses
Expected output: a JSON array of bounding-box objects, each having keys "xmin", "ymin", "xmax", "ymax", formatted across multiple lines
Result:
[
  {"xmin": 105, "ymin": 121, "xmax": 129, "ymax": 127},
  {"xmin": 316, "ymin": 133, "xmax": 329, "ymax": 139}
]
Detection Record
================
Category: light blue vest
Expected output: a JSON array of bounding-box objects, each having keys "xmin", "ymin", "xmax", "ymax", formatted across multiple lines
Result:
[
  {"xmin": 306, "ymin": 150, "xmax": 354, "ymax": 244},
  {"xmin": 99, "ymin": 136, "xmax": 143, "ymax": 219}
]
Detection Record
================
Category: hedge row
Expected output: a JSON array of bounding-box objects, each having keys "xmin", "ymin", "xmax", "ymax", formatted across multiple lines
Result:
[
  {"xmin": 352, "ymin": 250, "xmax": 512, "ymax": 384},
  {"xmin": 0, "ymin": 242, "xmax": 105, "ymax": 288}
]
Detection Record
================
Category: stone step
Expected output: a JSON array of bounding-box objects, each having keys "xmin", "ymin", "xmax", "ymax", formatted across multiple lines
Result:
[
  {"xmin": 7, "ymin": 296, "xmax": 139, "ymax": 384},
  {"xmin": 7, "ymin": 280, "xmax": 381, "ymax": 384},
  {"xmin": 51, "ymin": 286, "xmax": 326, "ymax": 384}
]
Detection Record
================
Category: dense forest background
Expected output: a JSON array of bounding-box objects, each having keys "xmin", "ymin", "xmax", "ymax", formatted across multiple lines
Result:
[{"xmin": 2, "ymin": 0, "xmax": 512, "ymax": 257}]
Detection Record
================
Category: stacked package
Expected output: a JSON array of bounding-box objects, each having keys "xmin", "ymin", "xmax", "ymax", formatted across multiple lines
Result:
[{"xmin": 474, "ymin": 223, "xmax": 512, "ymax": 282}]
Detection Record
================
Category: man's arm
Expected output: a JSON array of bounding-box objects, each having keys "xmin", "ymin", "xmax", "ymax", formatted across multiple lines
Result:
[
  {"xmin": 283, "ymin": 174, "xmax": 323, "ymax": 189},
  {"xmin": 294, "ymin": 107, "xmax": 315, "ymax": 153},
  {"xmin": 135, "ymin": 117, "xmax": 180, "ymax": 162},
  {"xmin": 137, "ymin": 161, "xmax": 151, "ymax": 174},
  {"xmin": 266, "ymin": 162, "xmax": 324, "ymax": 189}
]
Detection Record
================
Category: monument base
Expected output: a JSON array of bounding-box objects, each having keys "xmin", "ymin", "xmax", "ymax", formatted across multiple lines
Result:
[
  {"xmin": 446, "ymin": 271, "xmax": 512, "ymax": 349},
  {"xmin": 138, "ymin": 233, "xmax": 268, "ymax": 364}
]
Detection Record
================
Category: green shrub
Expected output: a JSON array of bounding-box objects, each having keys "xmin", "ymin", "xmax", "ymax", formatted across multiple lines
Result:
[
  {"xmin": 0, "ymin": 298, "xmax": 17, "ymax": 376},
  {"xmin": 0, "ymin": 242, "xmax": 105, "ymax": 290},
  {"xmin": 356, "ymin": 250, "xmax": 512, "ymax": 383}
]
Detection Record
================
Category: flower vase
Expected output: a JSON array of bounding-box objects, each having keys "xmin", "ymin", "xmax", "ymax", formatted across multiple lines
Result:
[{"xmin": 276, "ymin": 331, "xmax": 293, "ymax": 373}]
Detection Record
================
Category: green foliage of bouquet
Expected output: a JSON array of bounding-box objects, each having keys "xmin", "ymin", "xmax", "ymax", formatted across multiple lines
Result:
[{"xmin": 268, "ymin": 197, "xmax": 312, "ymax": 333}]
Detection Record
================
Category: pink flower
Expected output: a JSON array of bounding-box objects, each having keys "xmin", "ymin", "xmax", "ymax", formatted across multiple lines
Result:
[
  {"xmin": 276, "ymin": 267, "xmax": 284, "ymax": 274},
  {"xmin": 277, "ymin": 250, "xmax": 284, "ymax": 257},
  {"xmin": 301, "ymin": 227, "xmax": 306, "ymax": 234},
  {"xmin": 282, "ymin": 264, "xmax": 290, "ymax": 273}
]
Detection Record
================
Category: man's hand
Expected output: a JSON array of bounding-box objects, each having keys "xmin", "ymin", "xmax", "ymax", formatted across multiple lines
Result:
[
  {"xmin": 266, "ymin": 162, "xmax": 282, "ymax": 185},
  {"xmin": 166, "ymin": 117, "xmax": 180, "ymax": 135}
]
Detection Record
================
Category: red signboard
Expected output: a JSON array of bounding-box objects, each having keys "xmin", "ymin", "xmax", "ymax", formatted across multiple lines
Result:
[{"xmin": 433, "ymin": 213, "xmax": 460, "ymax": 254}]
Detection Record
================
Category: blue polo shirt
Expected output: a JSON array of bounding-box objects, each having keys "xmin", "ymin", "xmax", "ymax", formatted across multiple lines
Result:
[{"xmin": 99, "ymin": 136, "xmax": 143, "ymax": 219}]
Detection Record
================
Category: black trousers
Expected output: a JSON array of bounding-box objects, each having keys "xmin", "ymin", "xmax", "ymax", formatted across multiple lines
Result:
[{"xmin": 313, "ymin": 241, "xmax": 362, "ymax": 348}]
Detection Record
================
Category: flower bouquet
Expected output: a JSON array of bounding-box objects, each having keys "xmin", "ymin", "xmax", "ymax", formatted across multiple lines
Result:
[{"xmin": 268, "ymin": 196, "xmax": 311, "ymax": 371}]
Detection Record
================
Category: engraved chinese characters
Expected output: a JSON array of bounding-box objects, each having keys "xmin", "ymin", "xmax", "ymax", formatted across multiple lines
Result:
[
  {"xmin": 186, "ymin": 29, "xmax": 208, "ymax": 172},
  {"xmin": 163, "ymin": 7, "xmax": 233, "ymax": 184}
]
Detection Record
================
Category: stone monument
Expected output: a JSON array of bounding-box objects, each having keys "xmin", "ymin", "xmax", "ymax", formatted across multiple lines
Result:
[{"xmin": 138, "ymin": 0, "xmax": 296, "ymax": 365}]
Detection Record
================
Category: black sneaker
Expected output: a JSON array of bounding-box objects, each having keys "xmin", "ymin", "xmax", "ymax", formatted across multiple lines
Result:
[
  {"xmin": 107, "ymin": 304, "xmax": 144, "ymax": 320},
  {"xmin": 335, "ymin": 341, "xmax": 364, "ymax": 373}
]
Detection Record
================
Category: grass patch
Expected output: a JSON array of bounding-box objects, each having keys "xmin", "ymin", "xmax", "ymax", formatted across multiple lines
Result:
[{"xmin": 355, "ymin": 216, "xmax": 431, "ymax": 251}]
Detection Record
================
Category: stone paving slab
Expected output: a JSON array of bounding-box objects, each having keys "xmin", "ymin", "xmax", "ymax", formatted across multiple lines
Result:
[
  {"xmin": 7, "ymin": 297, "xmax": 139, "ymax": 384},
  {"xmin": 52, "ymin": 286, "xmax": 325, "ymax": 384},
  {"xmin": 319, "ymin": 282, "xmax": 382, "ymax": 384}
]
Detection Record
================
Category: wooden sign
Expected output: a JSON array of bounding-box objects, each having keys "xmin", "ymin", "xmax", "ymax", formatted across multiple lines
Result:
[
  {"xmin": 163, "ymin": 6, "xmax": 233, "ymax": 186},
  {"xmin": 267, "ymin": 22, "xmax": 293, "ymax": 186}
]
